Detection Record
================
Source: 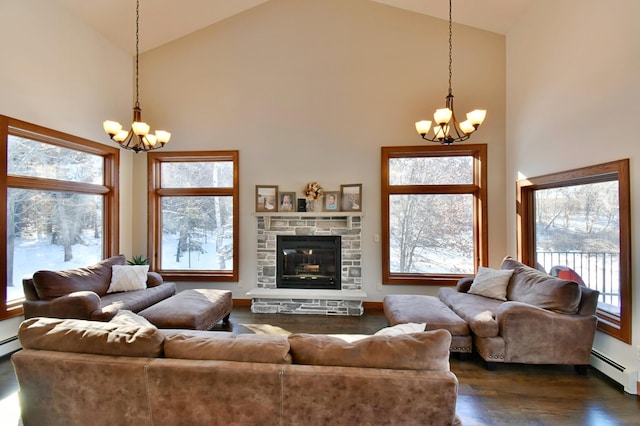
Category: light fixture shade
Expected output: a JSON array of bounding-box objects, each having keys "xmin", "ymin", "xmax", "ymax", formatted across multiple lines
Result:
[
  {"xmin": 434, "ymin": 108, "xmax": 452, "ymax": 126},
  {"xmin": 459, "ymin": 120, "xmax": 475, "ymax": 134},
  {"xmin": 103, "ymin": 120, "xmax": 122, "ymax": 135},
  {"xmin": 132, "ymin": 121, "xmax": 150, "ymax": 136},
  {"xmin": 467, "ymin": 109, "xmax": 487, "ymax": 126},
  {"xmin": 144, "ymin": 134, "xmax": 157, "ymax": 146},
  {"xmin": 113, "ymin": 130, "xmax": 129, "ymax": 142},
  {"xmin": 156, "ymin": 130, "xmax": 171, "ymax": 143},
  {"xmin": 434, "ymin": 125, "xmax": 447, "ymax": 139},
  {"xmin": 415, "ymin": 120, "xmax": 432, "ymax": 135}
]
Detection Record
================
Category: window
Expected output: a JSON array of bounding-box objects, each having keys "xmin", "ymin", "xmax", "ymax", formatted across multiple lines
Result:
[
  {"xmin": 1, "ymin": 115, "xmax": 119, "ymax": 320},
  {"xmin": 517, "ymin": 159, "xmax": 631, "ymax": 343},
  {"xmin": 148, "ymin": 151, "xmax": 239, "ymax": 281},
  {"xmin": 381, "ymin": 144, "xmax": 488, "ymax": 285}
]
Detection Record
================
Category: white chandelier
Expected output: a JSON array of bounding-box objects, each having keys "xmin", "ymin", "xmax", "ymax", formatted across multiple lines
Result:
[
  {"xmin": 103, "ymin": 0, "xmax": 170, "ymax": 153},
  {"xmin": 415, "ymin": 0, "xmax": 486, "ymax": 144}
]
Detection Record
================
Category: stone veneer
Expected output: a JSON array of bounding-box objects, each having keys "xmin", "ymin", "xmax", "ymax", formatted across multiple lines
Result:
[{"xmin": 251, "ymin": 214, "xmax": 364, "ymax": 315}]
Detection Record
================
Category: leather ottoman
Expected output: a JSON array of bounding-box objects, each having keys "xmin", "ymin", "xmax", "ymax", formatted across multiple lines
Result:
[
  {"xmin": 139, "ymin": 289, "xmax": 232, "ymax": 330},
  {"xmin": 383, "ymin": 294, "xmax": 472, "ymax": 354}
]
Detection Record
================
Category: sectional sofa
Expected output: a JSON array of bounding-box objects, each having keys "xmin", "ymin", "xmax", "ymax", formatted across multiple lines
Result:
[{"xmin": 12, "ymin": 314, "xmax": 461, "ymax": 425}]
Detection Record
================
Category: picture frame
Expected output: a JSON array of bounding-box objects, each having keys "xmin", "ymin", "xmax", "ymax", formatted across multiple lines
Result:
[
  {"xmin": 278, "ymin": 191, "xmax": 296, "ymax": 212},
  {"xmin": 255, "ymin": 185, "xmax": 278, "ymax": 212},
  {"xmin": 340, "ymin": 184, "xmax": 362, "ymax": 212},
  {"xmin": 323, "ymin": 191, "xmax": 340, "ymax": 212}
]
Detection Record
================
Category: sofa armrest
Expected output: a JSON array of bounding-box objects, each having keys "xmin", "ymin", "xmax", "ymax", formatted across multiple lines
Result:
[
  {"xmin": 496, "ymin": 301, "xmax": 598, "ymax": 364},
  {"xmin": 22, "ymin": 291, "xmax": 101, "ymax": 320},
  {"xmin": 146, "ymin": 272, "xmax": 164, "ymax": 288},
  {"xmin": 456, "ymin": 277, "xmax": 474, "ymax": 293}
]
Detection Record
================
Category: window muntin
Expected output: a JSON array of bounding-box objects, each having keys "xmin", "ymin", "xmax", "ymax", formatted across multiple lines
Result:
[
  {"xmin": 517, "ymin": 159, "xmax": 631, "ymax": 343},
  {"xmin": 148, "ymin": 151, "xmax": 239, "ymax": 281},
  {"xmin": 1, "ymin": 115, "xmax": 119, "ymax": 320},
  {"xmin": 382, "ymin": 144, "xmax": 487, "ymax": 286}
]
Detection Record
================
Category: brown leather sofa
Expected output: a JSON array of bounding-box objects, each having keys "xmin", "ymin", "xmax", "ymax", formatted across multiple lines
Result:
[
  {"xmin": 438, "ymin": 257, "xmax": 599, "ymax": 371},
  {"xmin": 22, "ymin": 255, "xmax": 176, "ymax": 321},
  {"xmin": 13, "ymin": 316, "xmax": 461, "ymax": 426}
]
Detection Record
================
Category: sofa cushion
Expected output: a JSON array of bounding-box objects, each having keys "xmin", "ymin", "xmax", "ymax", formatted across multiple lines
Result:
[
  {"xmin": 32, "ymin": 255, "xmax": 126, "ymax": 300},
  {"xmin": 439, "ymin": 287, "xmax": 501, "ymax": 338},
  {"xmin": 107, "ymin": 265, "xmax": 149, "ymax": 293},
  {"xmin": 18, "ymin": 317, "xmax": 164, "ymax": 357},
  {"xmin": 164, "ymin": 333, "xmax": 292, "ymax": 364},
  {"xmin": 502, "ymin": 257, "xmax": 581, "ymax": 314},
  {"xmin": 468, "ymin": 267, "xmax": 514, "ymax": 301},
  {"xmin": 288, "ymin": 329, "xmax": 451, "ymax": 371},
  {"xmin": 90, "ymin": 282, "xmax": 177, "ymax": 322}
]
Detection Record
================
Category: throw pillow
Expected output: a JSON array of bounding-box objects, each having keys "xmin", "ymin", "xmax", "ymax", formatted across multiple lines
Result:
[
  {"xmin": 288, "ymin": 329, "xmax": 451, "ymax": 371},
  {"xmin": 374, "ymin": 322, "xmax": 426, "ymax": 336},
  {"xmin": 107, "ymin": 265, "xmax": 149, "ymax": 293},
  {"xmin": 110, "ymin": 309, "xmax": 156, "ymax": 329},
  {"xmin": 468, "ymin": 266, "xmax": 514, "ymax": 301}
]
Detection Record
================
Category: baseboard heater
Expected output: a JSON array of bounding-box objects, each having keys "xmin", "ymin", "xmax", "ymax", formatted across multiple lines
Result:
[
  {"xmin": 590, "ymin": 349, "xmax": 638, "ymax": 395},
  {"xmin": 0, "ymin": 335, "xmax": 20, "ymax": 358}
]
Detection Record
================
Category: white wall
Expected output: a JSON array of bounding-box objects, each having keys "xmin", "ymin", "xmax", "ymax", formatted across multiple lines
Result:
[
  {"xmin": 134, "ymin": 0, "xmax": 507, "ymax": 299},
  {"xmin": 506, "ymin": 0, "xmax": 640, "ymax": 389},
  {"xmin": 0, "ymin": 0, "xmax": 133, "ymax": 352}
]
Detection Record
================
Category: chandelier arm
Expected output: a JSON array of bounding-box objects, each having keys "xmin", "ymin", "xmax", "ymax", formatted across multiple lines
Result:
[
  {"xmin": 135, "ymin": 0, "xmax": 140, "ymax": 107},
  {"xmin": 448, "ymin": 0, "xmax": 453, "ymax": 96}
]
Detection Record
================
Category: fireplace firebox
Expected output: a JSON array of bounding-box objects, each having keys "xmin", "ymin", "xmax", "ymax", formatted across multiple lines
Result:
[{"xmin": 276, "ymin": 235, "xmax": 341, "ymax": 290}]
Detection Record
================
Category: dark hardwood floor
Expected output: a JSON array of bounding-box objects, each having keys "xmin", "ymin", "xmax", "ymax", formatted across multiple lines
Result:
[{"xmin": 1, "ymin": 306, "xmax": 638, "ymax": 425}]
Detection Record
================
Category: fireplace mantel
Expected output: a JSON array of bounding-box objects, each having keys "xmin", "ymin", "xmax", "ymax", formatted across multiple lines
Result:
[{"xmin": 253, "ymin": 212, "xmax": 364, "ymax": 230}]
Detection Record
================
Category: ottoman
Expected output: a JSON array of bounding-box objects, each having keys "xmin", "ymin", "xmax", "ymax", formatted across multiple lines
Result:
[
  {"xmin": 383, "ymin": 294, "xmax": 472, "ymax": 354},
  {"xmin": 139, "ymin": 289, "xmax": 232, "ymax": 330}
]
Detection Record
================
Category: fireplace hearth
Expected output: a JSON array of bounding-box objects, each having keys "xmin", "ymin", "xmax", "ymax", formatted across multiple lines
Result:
[{"xmin": 277, "ymin": 235, "xmax": 341, "ymax": 290}]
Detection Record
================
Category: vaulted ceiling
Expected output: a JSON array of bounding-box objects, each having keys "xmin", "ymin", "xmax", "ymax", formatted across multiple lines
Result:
[{"xmin": 53, "ymin": 0, "xmax": 533, "ymax": 54}]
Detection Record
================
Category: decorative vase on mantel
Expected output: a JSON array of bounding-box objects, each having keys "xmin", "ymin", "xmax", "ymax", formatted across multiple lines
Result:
[{"xmin": 305, "ymin": 199, "xmax": 317, "ymax": 212}]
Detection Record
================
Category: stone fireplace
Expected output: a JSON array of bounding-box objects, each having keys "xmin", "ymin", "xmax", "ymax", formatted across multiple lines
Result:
[{"xmin": 248, "ymin": 213, "xmax": 366, "ymax": 315}]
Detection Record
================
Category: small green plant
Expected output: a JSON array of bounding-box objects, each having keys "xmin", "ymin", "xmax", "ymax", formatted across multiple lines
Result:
[{"xmin": 127, "ymin": 255, "xmax": 148, "ymax": 265}]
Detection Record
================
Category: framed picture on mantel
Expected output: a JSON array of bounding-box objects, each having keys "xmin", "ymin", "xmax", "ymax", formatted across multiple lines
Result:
[
  {"xmin": 340, "ymin": 184, "xmax": 362, "ymax": 212},
  {"xmin": 323, "ymin": 191, "xmax": 340, "ymax": 211},
  {"xmin": 255, "ymin": 185, "xmax": 278, "ymax": 212}
]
